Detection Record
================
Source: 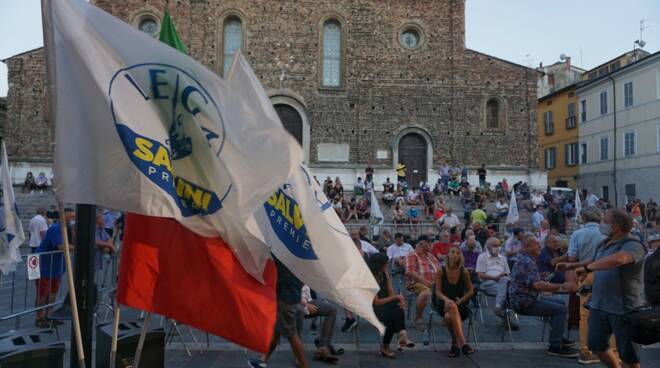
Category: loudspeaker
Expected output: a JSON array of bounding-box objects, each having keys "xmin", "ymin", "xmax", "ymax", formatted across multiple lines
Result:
[
  {"xmin": 96, "ymin": 320, "xmax": 165, "ymax": 368},
  {"xmin": 0, "ymin": 329, "xmax": 65, "ymax": 368}
]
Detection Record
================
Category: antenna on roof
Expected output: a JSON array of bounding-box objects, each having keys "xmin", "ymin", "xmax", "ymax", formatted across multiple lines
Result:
[{"xmin": 634, "ymin": 18, "xmax": 650, "ymax": 50}]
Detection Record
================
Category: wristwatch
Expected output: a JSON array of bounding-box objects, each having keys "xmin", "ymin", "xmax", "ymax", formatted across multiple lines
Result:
[{"xmin": 583, "ymin": 264, "xmax": 592, "ymax": 273}]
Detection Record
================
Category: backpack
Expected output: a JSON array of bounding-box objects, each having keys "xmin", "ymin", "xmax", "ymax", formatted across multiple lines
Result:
[{"xmin": 624, "ymin": 305, "xmax": 660, "ymax": 345}]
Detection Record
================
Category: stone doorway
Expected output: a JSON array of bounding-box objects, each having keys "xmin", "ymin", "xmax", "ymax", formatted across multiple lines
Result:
[{"xmin": 398, "ymin": 133, "xmax": 427, "ymax": 187}]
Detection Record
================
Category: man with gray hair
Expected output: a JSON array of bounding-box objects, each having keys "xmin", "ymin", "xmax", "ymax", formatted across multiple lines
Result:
[
  {"xmin": 475, "ymin": 237, "xmax": 516, "ymax": 328},
  {"xmin": 568, "ymin": 206, "xmax": 607, "ymax": 364}
]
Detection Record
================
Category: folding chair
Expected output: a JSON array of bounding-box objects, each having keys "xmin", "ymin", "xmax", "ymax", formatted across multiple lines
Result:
[
  {"xmin": 427, "ymin": 308, "xmax": 478, "ymax": 352},
  {"xmin": 500, "ymin": 282, "xmax": 551, "ymax": 348}
]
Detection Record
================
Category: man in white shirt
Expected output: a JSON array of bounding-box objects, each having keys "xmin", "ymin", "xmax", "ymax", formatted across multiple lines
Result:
[
  {"xmin": 438, "ymin": 207, "xmax": 460, "ymax": 229},
  {"xmin": 476, "ymin": 237, "xmax": 516, "ymax": 328},
  {"xmin": 350, "ymin": 229, "xmax": 378, "ymax": 256},
  {"xmin": 586, "ymin": 192, "xmax": 599, "ymax": 207},
  {"xmin": 386, "ymin": 233, "xmax": 414, "ymax": 270},
  {"xmin": 531, "ymin": 191, "xmax": 545, "ymax": 209},
  {"xmin": 406, "ymin": 188, "xmax": 420, "ymax": 205},
  {"xmin": 28, "ymin": 208, "xmax": 49, "ymax": 252}
]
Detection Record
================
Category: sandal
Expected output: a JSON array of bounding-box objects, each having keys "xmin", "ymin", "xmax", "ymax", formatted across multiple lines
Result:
[
  {"xmin": 329, "ymin": 345, "xmax": 344, "ymax": 356},
  {"xmin": 35, "ymin": 320, "xmax": 50, "ymax": 328},
  {"xmin": 461, "ymin": 344, "xmax": 475, "ymax": 356},
  {"xmin": 314, "ymin": 352, "xmax": 339, "ymax": 364},
  {"xmin": 379, "ymin": 345, "xmax": 396, "ymax": 359},
  {"xmin": 448, "ymin": 346, "xmax": 460, "ymax": 358},
  {"xmin": 398, "ymin": 340, "xmax": 416, "ymax": 350}
]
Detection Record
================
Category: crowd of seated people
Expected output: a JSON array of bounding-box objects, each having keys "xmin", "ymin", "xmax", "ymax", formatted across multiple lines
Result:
[{"xmin": 335, "ymin": 194, "xmax": 594, "ymax": 359}]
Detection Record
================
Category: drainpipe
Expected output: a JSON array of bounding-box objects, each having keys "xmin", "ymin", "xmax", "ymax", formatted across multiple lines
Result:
[{"xmin": 608, "ymin": 75, "xmax": 618, "ymax": 207}]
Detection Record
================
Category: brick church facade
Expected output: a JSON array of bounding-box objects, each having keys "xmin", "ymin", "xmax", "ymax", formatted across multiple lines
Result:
[{"xmin": 3, "ymin": 0, "xmax": 545, "ymax": 188}]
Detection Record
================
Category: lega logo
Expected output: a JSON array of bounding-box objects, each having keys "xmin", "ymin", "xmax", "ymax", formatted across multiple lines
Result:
[
  {"xmin": 108, "ymin": 63, "xmax": 231, "ymax": 217},
  {"xmin": 264, "ymin": 186, "xmax": 318, "ymax": 260}
]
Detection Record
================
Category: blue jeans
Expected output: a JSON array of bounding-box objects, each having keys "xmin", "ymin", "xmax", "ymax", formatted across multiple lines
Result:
[{"xmin": 517, "ymin": 296, "xmax": 567, "ymax": 346}]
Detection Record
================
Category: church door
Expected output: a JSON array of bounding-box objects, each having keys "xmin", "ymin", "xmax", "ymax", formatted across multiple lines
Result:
[
  {"xmin": 274, "ymin": 104, "xmax": 303, "ymax": 146},
  {"xmin": 398, "ymin": 133, "xmax": 427, "ymax": 187}
]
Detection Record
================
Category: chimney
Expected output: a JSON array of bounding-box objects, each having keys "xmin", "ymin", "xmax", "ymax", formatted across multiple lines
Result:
[{"xmin": 565, "ymin": 56, "xmax": 571, "ymax": 71}]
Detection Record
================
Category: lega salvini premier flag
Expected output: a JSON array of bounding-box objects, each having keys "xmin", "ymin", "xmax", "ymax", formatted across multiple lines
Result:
[
  {"xmin": 0, "ymin": 142, "xmax": 26, "ymax": 275},
  {"xmin": 116, "ymin": 11, "xmax": 277, "ymax": 353},
  {"xmin": 253, "ymin": 165, "xmax": 385, "ymax": 334},
  {"xmin": 42, "ymin": 0, "xmax": 302, "ymax": 281},
  {"xmin": 227, "ymin": 53, "xmax": 385, "ymax": 333}
]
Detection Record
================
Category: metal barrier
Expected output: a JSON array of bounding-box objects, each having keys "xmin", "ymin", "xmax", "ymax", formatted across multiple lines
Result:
[
  {"xmin": 343, "ymin": 221, "xmax": 576, "ymax": 243},
  {"xmin": 0, "ymin": 248, "xmax": 120, "ymax": 331}
]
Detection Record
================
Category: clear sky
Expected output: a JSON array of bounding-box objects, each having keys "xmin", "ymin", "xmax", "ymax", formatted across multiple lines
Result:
[{"xmin": 1, "ymin": 0, "xmax": 659, "ymax": 97}]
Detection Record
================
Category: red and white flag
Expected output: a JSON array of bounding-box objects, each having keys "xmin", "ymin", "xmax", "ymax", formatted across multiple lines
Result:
[{"xmin": 118, "ymin": 213, "xmax": 277, "ymax": 352}]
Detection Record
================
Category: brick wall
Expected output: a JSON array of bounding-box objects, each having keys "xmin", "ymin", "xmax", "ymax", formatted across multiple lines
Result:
[
  {"xmin": 5, "ymin": 0, "xmax": 538, "ymax": 171},
  {"xmin": 4, "ymin": 48, "xmax": 52, "ymax": 163}
]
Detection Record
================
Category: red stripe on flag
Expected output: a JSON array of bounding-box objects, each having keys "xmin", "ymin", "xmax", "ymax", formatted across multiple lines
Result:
[{"xmin": 117, "ymin": 213, "xmax": 276, "ymax": 353}]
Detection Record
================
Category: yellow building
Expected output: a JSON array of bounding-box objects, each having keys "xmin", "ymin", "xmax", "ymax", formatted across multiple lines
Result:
[{"xmin": 537, "ymin": 84, "xmax": 580, "ymax": 188}]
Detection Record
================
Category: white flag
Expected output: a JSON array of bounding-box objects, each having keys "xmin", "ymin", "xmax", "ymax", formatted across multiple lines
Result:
[
  {"xmin": 253, "ymin": 165, "xmax": 385, "ymax": 333},
  {"xmin": 506, "ymin": 190, "xmax": 519, "ymax": 225},
  {"xmin": 0, "ymin": 142, "xmax": 26, "ymax": 275},
  {"xmin": 574, "ymin": 188, "xmax": 582, "ymax": 224},
  {"xmin": 43, "ymin": 0, "xmax": 302, "ymax": 279},
  {"xmin": 369, "ymin": 189, "xmax": 384, "ymax": 235}
]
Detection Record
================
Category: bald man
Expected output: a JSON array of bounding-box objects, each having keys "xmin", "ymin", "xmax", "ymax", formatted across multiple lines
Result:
[{"xmin": 508, "ymin": 236, "xmax": 578, "ymax": 358}]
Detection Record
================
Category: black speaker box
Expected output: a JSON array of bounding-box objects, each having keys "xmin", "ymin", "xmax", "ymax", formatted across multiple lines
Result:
[
  {"xmin": 0, "ymin": 329, "xmax": 65, "ymax": 368},
  {"xmin": 96, "ymin": 320, "xmax": 165, "ymax": 368}
]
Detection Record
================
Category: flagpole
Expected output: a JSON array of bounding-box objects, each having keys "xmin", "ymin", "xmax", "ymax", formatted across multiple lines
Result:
[
  {"xmin": 109, "ymin": 298, "xmax": 121, "ymax": 368},
  {"xmin": 134, "ymin": 311, "xmax": 152, "ymax": 368},
  {"xmin": 58, "ymin": 203, "xmax": 85, "ymax": 368}
]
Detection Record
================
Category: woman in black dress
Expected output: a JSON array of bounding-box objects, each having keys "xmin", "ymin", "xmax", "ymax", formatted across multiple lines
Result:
[
  {"xmin": 368, "ymin": 253, "xmax": 415, "ymax": 359},
  {"xmin": 434, "ymin": 246, "xmax": 475, "ymax": 357}
]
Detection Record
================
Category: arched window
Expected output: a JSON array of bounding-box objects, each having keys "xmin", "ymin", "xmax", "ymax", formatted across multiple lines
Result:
[
  {"xmin": 321, "ymin": 20, "xmax": 342, "ymax": 87},
  {"xmin": 486, "ymin": 99, "xmax": 500, "ymax": 128},
  {"xmin": 223, "ymin": 16, "xmax": 243, "ymax": 76}
]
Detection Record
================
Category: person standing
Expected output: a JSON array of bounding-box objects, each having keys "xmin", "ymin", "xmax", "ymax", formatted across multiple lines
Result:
[
  {"xmin": 644, "ymin": 232, "xmax": 660, "ymax": 306},
  {"xmin": 249, "ymin": 257, "xmax": 310, "ymax": 368},
  {"xmin": 477, "ymin": 164, "xmax": 487, "ymax": 187},
  {"xmin": 396, "ymin": 162, "xmax": 406, "ymax": 184},
  {"xmin": 46, "ymin": 205, "xmax": 60, "ymax": 225},
  {"xmin": 532, "ymin": 206, "xmax": 545, "ymax": 231},
  {"xmin": 28, "ymin": 208, "xmax": 49, "ymax": 253},
  {"xmin": 102, "ymin": 209, "xmax": 117, "ymax": 238},
  {"xmin": 558, "ymin": 209, "xmax": 647, "ymax": 368},
  {"xmin": 439, "ymin": 162, "xmax": 450, "ymax": 193},
  {"xmin": 567, "ymin": 207, "xmax": 609, "ymax": 364},
  {"xmin": 35, "ymin": 208, "xmax": 75, "ymax": 327}
]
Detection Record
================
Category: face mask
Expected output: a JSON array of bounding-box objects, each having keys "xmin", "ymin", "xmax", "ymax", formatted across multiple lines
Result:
[{"xmin": 599, "ymin": 223, "xmax": 613, "ymax": 236}]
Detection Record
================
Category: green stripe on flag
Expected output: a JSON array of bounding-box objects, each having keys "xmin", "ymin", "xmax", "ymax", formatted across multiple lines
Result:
[{"xmin": 159, "ymin": 10, "xmax": 187, "ymax": 54}]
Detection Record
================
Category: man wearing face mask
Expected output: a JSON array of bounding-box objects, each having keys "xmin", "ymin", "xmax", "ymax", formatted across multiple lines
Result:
[
  {"xmin": 558, "ymin": 209, "xmax": 647, "ymax": 368},
  {"xmin": 475, "ymin": 237, "xmax": 517, "ymax": 329}
]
